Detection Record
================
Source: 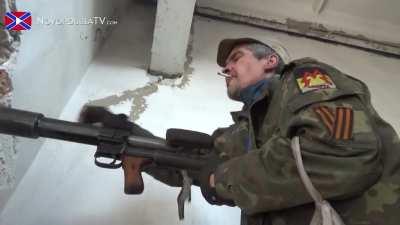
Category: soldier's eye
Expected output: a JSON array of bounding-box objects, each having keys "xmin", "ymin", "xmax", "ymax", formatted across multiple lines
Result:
[{"xmin": 233, "ymin": 53, "xmax": 243, "ymax": 62}]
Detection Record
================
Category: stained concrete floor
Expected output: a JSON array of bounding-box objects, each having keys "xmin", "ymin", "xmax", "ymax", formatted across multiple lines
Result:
[{"xmin": 1, "ymin": 1, "xmax": 400, "ymax": 225}]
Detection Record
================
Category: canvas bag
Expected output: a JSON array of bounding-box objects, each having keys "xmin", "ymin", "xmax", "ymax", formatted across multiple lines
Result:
[{"xmin": 291, "ymin": 136, "xmax": 346, "ymax": 225}]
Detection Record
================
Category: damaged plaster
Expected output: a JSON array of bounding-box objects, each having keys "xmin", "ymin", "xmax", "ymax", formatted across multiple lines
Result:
[
  {"xmin": 0, "ymin": 0, "xmax": 19, "ymax": 65},
  {"xmin": 87, "ymin": 82, "xmax": 159, "ymax": 122},
  {"xmin": 85, "ymin": 71, "xmax": 192, "ymax": 122},
  {"xmin": 86, "ymin": 25, "xmax": 195, "ymax": 121},
  {"xmin": 0, "ymin": 70, "xmax": 16, "ymax": 190},
  {"xmin": 86, "ymin": 68, "xmax": 192, "ymax": 122},
  {"xmin": 195, "ymin": 6, "xmax": 400, "ymax": 58},
  {"xmin": 0, "ymin": 0, "xmax": 19, "ymax": 189},
  {"xmin": 86, "ymin": 62, "xmax": 193, "ymax": 122}
]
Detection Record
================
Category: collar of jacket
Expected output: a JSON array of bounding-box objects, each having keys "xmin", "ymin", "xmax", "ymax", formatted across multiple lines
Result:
[
  {"xmin": 239, "ymin": 78, "xmax": 271, "ymax": 107},
  {"xmin": 230, "ymin": 75, "xmax": 280, "ymax": 122}
]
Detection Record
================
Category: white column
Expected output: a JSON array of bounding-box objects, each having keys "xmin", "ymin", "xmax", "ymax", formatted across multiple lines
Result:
[{"xmin": 149, "ymin": 0, "xmax": 196, "ymax": 78}]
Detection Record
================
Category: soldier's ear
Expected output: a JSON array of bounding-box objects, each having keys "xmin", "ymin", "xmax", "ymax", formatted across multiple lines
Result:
[{"xmin": 263, "ymin": 53, "xmax": 279, "ymax": 71}]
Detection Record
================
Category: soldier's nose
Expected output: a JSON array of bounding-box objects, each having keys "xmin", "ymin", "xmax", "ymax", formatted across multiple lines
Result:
[{"xmin": 222, "ymin": 68, "xmax": 230, "ymax": 74}]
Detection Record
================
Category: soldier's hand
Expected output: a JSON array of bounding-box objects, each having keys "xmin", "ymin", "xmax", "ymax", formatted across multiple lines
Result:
[
  {"xmin": 79, "ymin": 105, "xmax": 153, "ymax": 194},
  {"xmin": 199, "ymin": 157, "xmax": 235, "ymax": 206},
  {"xmin": 79, "ymin": 105, "xmax": 154, "ymax": 137},
  {"xmin": 78, "ymin": 105, "xmax": 133, "ymax": 130}
]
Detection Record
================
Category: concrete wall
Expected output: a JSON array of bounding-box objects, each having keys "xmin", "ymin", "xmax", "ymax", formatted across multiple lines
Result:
[
  {"xmin": 1, "ymin": 1, "xmax": 399, "ymax": 224},
  {"xmin": 0, "ymin": 0, "xmax": 131, "ymax": 211},
  {"xmin": 197, "ymin": 0, "xmax": 400, "ymax": 53}
]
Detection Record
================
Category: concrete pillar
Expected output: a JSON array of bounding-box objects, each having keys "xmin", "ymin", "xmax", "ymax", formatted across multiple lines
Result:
[{"xmin": 149, "ymin": 0, "xmax": 196, "ymax": 78}]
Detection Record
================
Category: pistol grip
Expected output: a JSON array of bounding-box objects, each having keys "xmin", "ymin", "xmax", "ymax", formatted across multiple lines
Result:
[{"xmin": 122, "ymin": 156, "xmax": 151, "ymax": 194}]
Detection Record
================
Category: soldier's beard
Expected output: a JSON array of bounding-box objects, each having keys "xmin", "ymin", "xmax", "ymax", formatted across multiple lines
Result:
[
  {"xmin": 226, "ymin": 72, "xmax": 274, "ymax": 102},
  {"xmin": 227, "ymin": 81, "xmax": 241, "ymax": 101}
]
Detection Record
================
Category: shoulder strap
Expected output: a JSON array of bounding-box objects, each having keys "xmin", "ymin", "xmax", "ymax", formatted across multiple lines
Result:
[
  {"xmin": 291, "ymin": 136, "xmax": 324, "ymax": 203},
  {"xmin": 291, "ymin": 136, "xmax": 346, "ymax": 225}
]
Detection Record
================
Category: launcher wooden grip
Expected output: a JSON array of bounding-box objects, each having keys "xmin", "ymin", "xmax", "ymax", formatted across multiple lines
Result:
[{"xmin": 121, "ymin": 156, "xmax": 151, "ymax": 194}]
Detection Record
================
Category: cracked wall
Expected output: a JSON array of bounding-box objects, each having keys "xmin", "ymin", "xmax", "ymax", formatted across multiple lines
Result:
[
  {"xmin": 0, "ymin": 0, "xmax": 133, "ymax": 212},
  {"xmin": 0, "ymin": 0, "xmax": 19, "ymax": 190}
]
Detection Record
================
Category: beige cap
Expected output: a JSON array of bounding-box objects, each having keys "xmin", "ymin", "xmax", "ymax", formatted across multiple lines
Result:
[{"xmin": 216, "ymin": 37, "xmax": 291, "ymax": 67}]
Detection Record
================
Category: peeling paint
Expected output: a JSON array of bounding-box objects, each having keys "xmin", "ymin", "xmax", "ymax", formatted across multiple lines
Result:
[{"xmin": 86, "ymin": 81, "xmax": 159, "ymax": 121}]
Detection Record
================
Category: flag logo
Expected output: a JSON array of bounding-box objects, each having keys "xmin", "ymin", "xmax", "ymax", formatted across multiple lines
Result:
[{"xmin": 4, "ymin": 11, "xmax": 32, "ymax": 31}]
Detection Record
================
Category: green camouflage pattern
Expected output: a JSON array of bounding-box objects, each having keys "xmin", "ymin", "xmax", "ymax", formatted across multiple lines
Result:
[{"xmin": 213, "ymin": 58, "xmax": 400, "ymax": 225}]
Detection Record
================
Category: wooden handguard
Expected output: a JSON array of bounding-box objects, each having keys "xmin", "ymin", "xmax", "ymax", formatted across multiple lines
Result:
[{"xmin": 122, "ymin": 156, "xmax": 152, "ymax": 194}]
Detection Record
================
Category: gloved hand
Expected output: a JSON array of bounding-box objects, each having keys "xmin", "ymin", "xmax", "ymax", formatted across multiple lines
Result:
[
  {"xmin": 79, "ymin": 105, "xmax": 153, "ymax": 194},
  {"xmin": 198, "ymin": 155, "xmax": 235, "ymax": 206},
  {"xmin": 79, "ymin": 105, "xmax": 153, "ymax": 137}
]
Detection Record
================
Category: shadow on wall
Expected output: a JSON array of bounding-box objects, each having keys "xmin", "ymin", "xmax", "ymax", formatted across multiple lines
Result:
[{"xmin": 95, "ymin": 0, "xmax": 157, "ymax": 70}]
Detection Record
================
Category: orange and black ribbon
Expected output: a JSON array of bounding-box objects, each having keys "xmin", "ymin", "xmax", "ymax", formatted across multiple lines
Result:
[{"xmin": 314, "ymin": 106, "xmax": 353, "ymax": 140}]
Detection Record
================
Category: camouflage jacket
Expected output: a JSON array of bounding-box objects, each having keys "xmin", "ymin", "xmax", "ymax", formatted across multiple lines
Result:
[{"xmin": 212, "ymin": 58, "xmax": 400, "ymax": 225}]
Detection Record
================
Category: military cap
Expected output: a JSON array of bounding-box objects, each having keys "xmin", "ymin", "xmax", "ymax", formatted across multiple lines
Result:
[{"xmin": 216, "ymin": 37, "xmax": 291, "ymax": 67}]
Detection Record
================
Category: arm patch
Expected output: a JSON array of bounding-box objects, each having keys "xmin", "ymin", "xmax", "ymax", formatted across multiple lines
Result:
[
  {"xmin": 295, "ymin": 67, "xmax": 336, "ymax": 93},
  {"xmin": 314, "ymin": 106, "xmax": 353, "ymax": 140}
]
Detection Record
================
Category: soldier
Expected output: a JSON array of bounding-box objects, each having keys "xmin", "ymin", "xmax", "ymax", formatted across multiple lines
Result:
[
  {"xmin": 196, "ymin": 38, "xmax": 400, "ymax": 225},
  {"xmin": 80, "ymin": 38, "xmax": 400, "ymax": 225}
]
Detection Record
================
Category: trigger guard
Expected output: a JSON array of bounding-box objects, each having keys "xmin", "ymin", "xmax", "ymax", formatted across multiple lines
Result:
[{"xmin": 94, "ymin": 155, "xmax": 122, "ymax": 169}]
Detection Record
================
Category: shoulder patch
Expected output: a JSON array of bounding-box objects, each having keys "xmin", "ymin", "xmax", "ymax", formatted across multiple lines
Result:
[
  {"xmin": 333, "ymin": 107, "xmax": 354, "ymax": 140},
  {"xmin": 314, "ymin": 106, "xmax": 353, "ymax": 140},
  {"xmin": 295, "ymin": 67, "xmax": 336, "ymax": 93}
]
